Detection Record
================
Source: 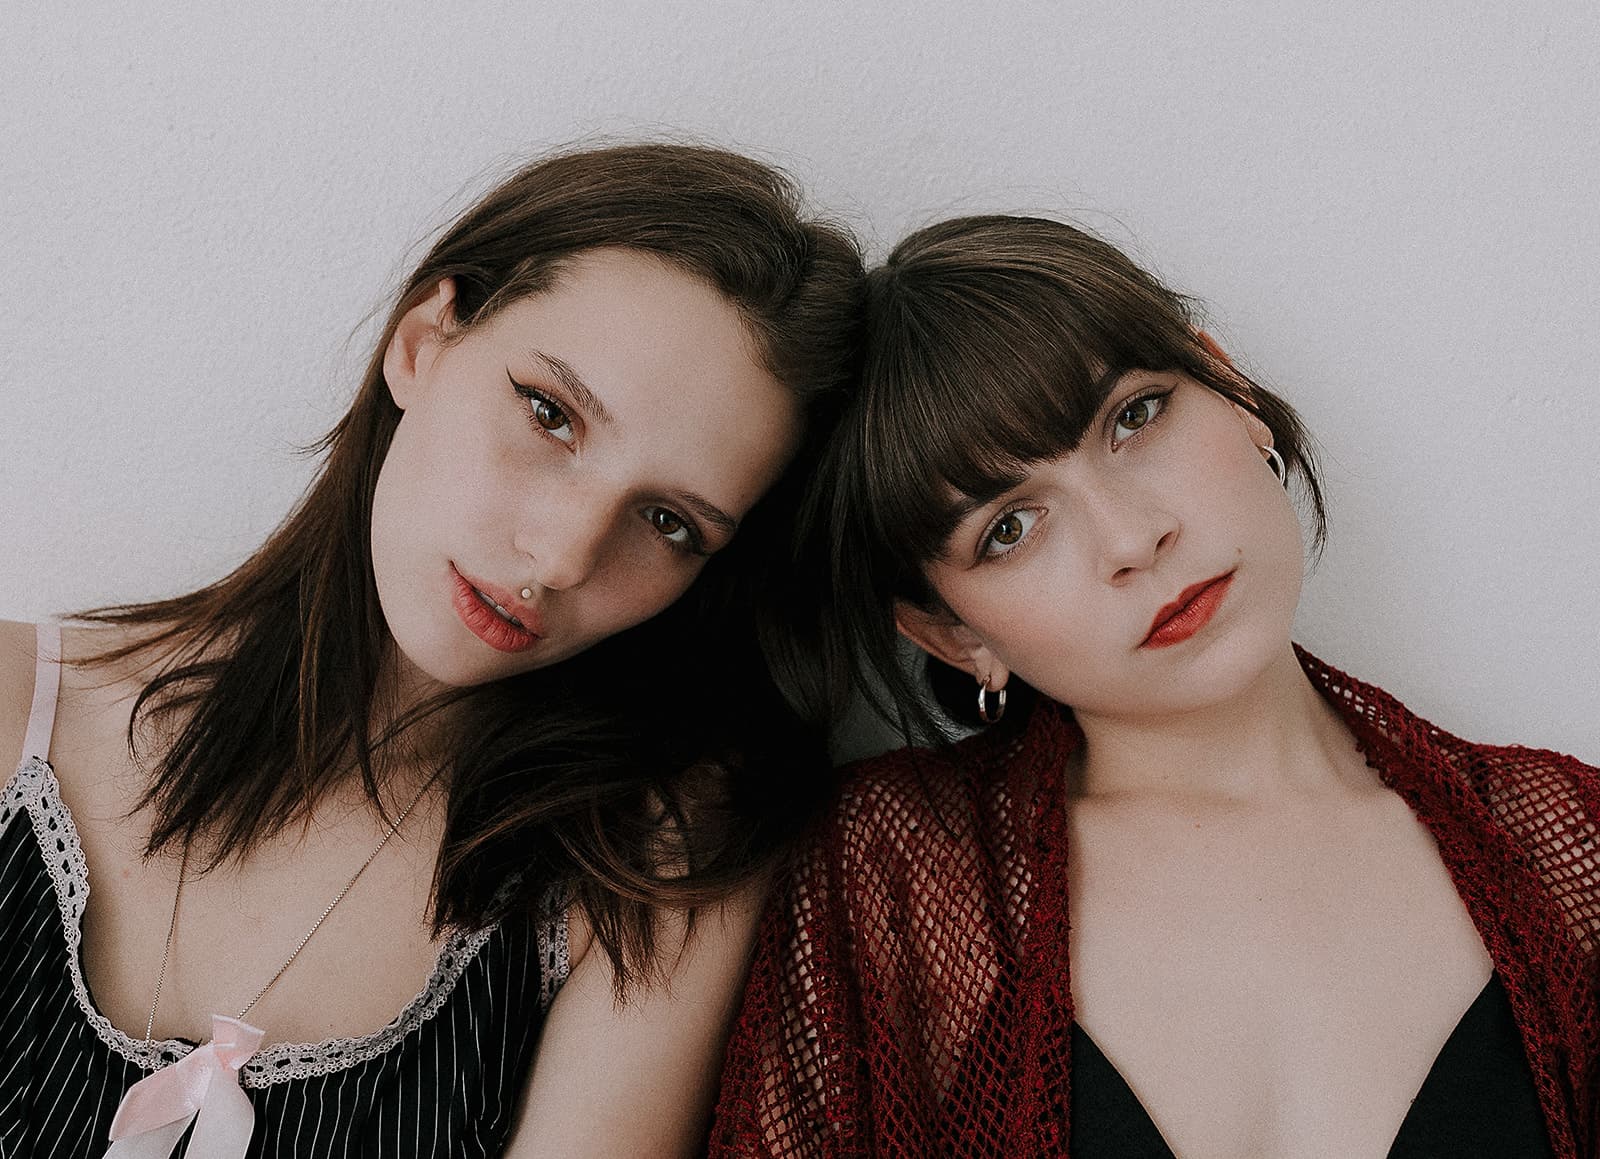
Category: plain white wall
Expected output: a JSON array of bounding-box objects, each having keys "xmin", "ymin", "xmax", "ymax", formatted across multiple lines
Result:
[{"xmin": 2, "ymin": 1, "xmax": 1595, "ymax": 763}]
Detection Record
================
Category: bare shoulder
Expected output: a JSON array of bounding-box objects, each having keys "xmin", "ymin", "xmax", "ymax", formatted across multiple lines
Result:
[
  {"xmin": 0, "ymin": 619, "xmax": 51, "ymax": 772},
  {"xmin": 505, "ymin": 881, "xmax": 768, "ymax": 1158},
  {"xmin": 561, "ymin": 875, "xmax": 767, "ymax": 980},
  {"xmin": 0, "ymin": 617, "xmax": 170, "ymax": 778}
]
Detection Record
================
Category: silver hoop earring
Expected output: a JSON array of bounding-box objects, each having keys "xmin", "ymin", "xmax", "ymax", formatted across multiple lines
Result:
[
  {"xmin": 977, "ymin": 677, "xmax": 1007, "ymax": 725},
  {"xmin": 1261, "ymin": 445, "xmax": 1287, "ymax": 485}
]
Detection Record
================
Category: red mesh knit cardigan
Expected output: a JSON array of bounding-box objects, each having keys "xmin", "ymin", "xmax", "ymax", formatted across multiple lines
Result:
[{"xmin": 709, "ymin": 651, "xmax": 1600, "ymax": 1157}]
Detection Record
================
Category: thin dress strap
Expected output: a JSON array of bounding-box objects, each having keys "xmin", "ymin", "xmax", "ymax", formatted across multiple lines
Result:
[{"xmin": 22, "ymin": 621, "xmax": 63, "ymax": 764}]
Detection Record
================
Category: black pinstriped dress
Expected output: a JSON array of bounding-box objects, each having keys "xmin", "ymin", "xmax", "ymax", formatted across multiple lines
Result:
[{"xmin": 1, "ymin": 626, "xmax": 568, "ymax": 1158}]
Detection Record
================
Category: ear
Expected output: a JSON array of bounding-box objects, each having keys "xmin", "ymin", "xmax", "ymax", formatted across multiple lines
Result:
[
  {"xmin": 1229, "ymin": 399, "xmax": 1274, "ymax": 448},
  {"xmin": 383, "ymin": 278, "xmax": 458, "ymax": 410},
  {"xmin": 1198, "ymin": 330, "xmax": 1275, "ymax": 448},
  {"xmin": 894, "ymin": 599, "xmax": 1013, "ymax": 691}
]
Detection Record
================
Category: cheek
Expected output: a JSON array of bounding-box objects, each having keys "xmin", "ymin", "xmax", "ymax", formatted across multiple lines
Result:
[
  {"xmin": 585, "ymin": 524, "xmax": 705, "ymax": 614},
  {"xmin": 1247, "ymin": 488, "xmax": 1308, "ymax": 634},
  {"xmin": 1180, "ymin": 416, "xmax": 1297, "ymax": 538},
  {"xmin": 967, "ymin": 587, "xmax": 1136, "ymax": 713},
  {"xmin": 385, "ymin": 406, "xmax": 532, "ymax": 530},
  {"xmin": 613, "ymin": 550, "xmax": 700, "ymax": 616},
  {"xmin": 1172, "ymin": 439, "xmax": 1307, "ymax": 672},
  {"xmin": 1215, "ymin": 445, "xmax": 1305, "ymax": 571},
  {"xmin": 992, "ymin": 597, "xmax": 1109, "ymax": 676},
  {"xmin": 943, "ymin": 552, "xmax": 1104, "ymax": 669},
  {"xmin": 369, "ymin": 422, "xmax": 427, "ymax": 564}
]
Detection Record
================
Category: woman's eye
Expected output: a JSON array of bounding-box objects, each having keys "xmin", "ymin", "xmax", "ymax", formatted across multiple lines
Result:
[
  {"xmin": 530, "ymin": 395, "xmax": 574, "ymax": 444},
  {"xmin": 982, "ymin": 509, "xmax": 1039, "ymax": 557},
  {"xmin": 511, "ymin": 375, "xmax": 577, "ymax": 445},
  {"xmin": 1112, "ymin": 393, "xmax": 1166, "ymax": 443},
  {"xmin": 646, "ymin": 506, "xmax": 696, "ymax": 549}
]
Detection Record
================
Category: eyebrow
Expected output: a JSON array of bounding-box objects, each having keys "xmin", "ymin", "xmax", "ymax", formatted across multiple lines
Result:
[
  {"xmin": 947, "ymin": 491, "xmax": 996, "ymax": 530},
  {"xmin": 1096, "ymin": 365, "xmax": 1133, "ymax": 395},
  {"xmin": 527, "ymin": 348, "xmax": 614, "ymax": 426},
  {"xmin": 676, "ymin": 491, "xmax": 740, "ymax": 539}
]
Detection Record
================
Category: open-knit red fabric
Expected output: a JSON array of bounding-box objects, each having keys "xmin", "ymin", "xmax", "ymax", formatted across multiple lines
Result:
[{"xmin": 709, "ymin": 650, "xmax": 1600, "ymax": 1157}]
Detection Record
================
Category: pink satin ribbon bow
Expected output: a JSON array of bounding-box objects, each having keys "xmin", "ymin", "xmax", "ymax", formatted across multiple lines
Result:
[{"xmin": 104, "ymin": 1015, "xmax": 265, "ymax": 1159}]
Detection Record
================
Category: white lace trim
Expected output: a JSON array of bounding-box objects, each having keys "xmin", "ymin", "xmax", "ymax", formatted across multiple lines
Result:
[
  {"xmin": 536, "ymin": 888, "xmax": 571, "ymax": 1010},
  {"xmin": 3, "ymin": 756, "xmax": 568, "ymax": 1087}
]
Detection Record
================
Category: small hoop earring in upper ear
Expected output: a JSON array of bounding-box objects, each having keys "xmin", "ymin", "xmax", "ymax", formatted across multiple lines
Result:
[
  {"xmin": 977, "ymin": 674, "xmax": 1007, "ymax": 725},
  {"xmin": 1260, "ymin": 445, "xmax": 1287, "ymax": 485}
]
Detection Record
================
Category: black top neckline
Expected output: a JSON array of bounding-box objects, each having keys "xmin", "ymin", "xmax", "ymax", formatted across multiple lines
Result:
[{"xmin": 1068, "ymin": 972, "xmax": 1554, "ymax": 1158}]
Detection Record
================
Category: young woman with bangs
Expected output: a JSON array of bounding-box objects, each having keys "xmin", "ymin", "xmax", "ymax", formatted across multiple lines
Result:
[
  {"xmin": 1, "ymin": 142, "xmax": 866, "ymax": 1158},
  {"xmin": 710, "ymin": 215, "xmax": 1599, "ymax": 1158}
]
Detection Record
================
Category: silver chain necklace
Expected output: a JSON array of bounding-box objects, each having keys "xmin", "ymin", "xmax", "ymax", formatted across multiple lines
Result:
[{"xmin": 142, "ymin": 774, "xmax": 438, "ymax": 1042}]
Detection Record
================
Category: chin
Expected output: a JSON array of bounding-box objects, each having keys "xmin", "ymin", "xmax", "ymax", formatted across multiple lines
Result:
[
  {"xmin": 393, "ymin": 630, "xmax": 489, "ymax": 689},
  {"xmin": 1059, "ymin": 620, "xmax": 1289, "ymax": 721},
  {"xmin": 375, "ymin": 591, "xmax": 496, "ymax": 691},
  {"xmin": 1165, "ymin": 613, "xmax": 1298, "ymax": 712}
]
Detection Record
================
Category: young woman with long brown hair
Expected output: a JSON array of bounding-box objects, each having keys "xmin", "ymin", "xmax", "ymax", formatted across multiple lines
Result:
[
  {"xmin": 1, "ymin": 142, "xmax": 865, "ymax": 1158},
  {"xmin": 711, "ymin": 215, "xmax": 1598, "ymax": 1157}
]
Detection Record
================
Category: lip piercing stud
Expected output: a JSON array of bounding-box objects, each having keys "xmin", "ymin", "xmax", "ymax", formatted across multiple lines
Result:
[{"xmin": 520, "ymin": 587, "xmax": 534, "ymax": 601}]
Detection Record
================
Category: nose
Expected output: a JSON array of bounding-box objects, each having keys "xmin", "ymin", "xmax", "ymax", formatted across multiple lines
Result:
[
  {"xmin": 511, "ymin": 484, "xmax": 613, "ymax": 593},
  {"xmin": 1083, "ymin": 479, "xmax": 1180, "ymax": 584}
]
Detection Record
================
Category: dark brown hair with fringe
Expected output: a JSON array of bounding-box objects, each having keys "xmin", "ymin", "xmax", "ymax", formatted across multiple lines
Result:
[
  {"xmin": 82, "ymin": 142, "xmax": 867, "ymax": 991},
  {"xmin": 779, "ymin": 214, "xmax": 1325, "ymax": 741}
]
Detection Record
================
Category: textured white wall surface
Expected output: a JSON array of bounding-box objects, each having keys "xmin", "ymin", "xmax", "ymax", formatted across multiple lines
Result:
[{"xmin": 2, "ymin": 2, "xmax": 1596, "ymax": 762}]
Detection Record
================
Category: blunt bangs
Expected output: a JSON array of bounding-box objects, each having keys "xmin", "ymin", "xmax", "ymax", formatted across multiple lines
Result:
[{"xmin": 851, "ymin": 216, "xmax": 1220, "ymax": 578}]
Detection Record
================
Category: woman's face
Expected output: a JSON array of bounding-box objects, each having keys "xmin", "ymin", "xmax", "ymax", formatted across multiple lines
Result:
[
  {"xmin": 370, "ymin": 247, "xmax": 802, "ymax": 689},
  {"xmin": 905, "ymin": 374, "xmax": 1305, "ymax": 722}
]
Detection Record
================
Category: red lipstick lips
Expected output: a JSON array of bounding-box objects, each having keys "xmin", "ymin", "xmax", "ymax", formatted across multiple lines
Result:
[
  {"xmin": 450, "ymin": 564, "xmax": 543, "ymax": 653},
  {"xmin": 1142, "ymin": 571, "xmax": 1235, "ymax": 649}
]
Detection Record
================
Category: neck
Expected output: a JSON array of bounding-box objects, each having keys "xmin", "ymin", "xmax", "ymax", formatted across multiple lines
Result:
[
  {"xmin": 365, "ymin": 641, "xmax": 459, "ymax": 791},
  {"xmin": 1069, "ymin": 646, "xmax": 1371, "ymax": 804}
]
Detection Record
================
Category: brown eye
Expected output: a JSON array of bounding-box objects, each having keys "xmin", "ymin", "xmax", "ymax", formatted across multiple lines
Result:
[
  {"xmin": 981, "ymin": 508, "xmax": 1038, "ymax": 558},
  {"xmin": 645, "ymin": 506, "xmax": 698, "ymax": 551},
  {"xmin": 1111, "ymin": 393, "xmax": 1167, "ymax": 443},
  {"xmin": 511, "ymin": 376, "xmax": 577, "ymax": 444},
  {"xmin": 534, "ymin": 398, "xmax": 569, "ymax": 432},
  {"xmin": 1118, "ymin": 401, "xmax": 1152, "ymax": 431},
  {"xmin": 992, "ymin": 513, "xmax": 1024, "ymax": 545}
]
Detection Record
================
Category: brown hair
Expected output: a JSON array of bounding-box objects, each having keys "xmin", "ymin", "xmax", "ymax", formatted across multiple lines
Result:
[
  {"xmin": 788, "ymin": 214, "xmax": 1325, "ymax": 740},
  {"xmin": 82, "ymin": 142, "xmax": 867, "ymax": 990}
]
